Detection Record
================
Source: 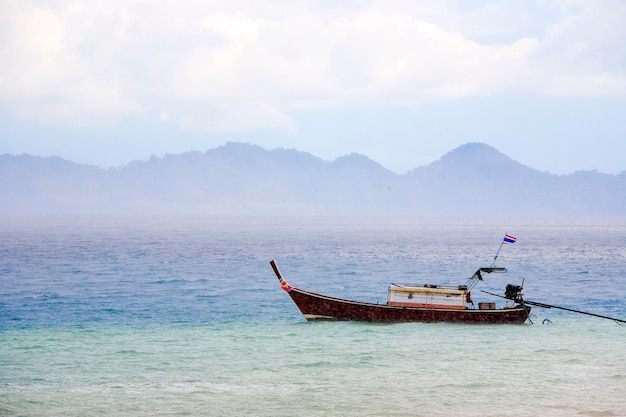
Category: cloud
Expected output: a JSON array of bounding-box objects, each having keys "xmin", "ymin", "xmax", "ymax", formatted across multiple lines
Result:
[
  {"xmin": 0, "ymin": 0, "xmax": 624, "ymax": 132},
  {"xmin": 0, "ymin": 2, "xmax": 142, "ymax": 126},
  {"xmin": 529, "ymin": 0, "xmax": 626, "ymax": 97}
]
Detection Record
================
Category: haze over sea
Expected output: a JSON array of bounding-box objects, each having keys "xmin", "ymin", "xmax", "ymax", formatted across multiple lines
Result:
[{"xmin": 2, "ymin": 215, "xmax": 625, "ymax": 417}]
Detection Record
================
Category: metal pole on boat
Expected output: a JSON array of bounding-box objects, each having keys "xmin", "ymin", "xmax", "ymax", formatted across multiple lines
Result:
[
  {"xmin": 482, "ymin": 289, "xmax": 626, "ymax": 324},
  {"xmin": 492, "ymin": 241, "xmax": 504, "ymax": 267},
  {"xmin": 522, "ymin": 300, "xmax": 626, "ymax": 325}
]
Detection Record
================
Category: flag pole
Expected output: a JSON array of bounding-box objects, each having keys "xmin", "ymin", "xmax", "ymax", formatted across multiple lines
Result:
[{"xmin": 492, "ymin": 235, "xmax": 505, "ymax": 267}]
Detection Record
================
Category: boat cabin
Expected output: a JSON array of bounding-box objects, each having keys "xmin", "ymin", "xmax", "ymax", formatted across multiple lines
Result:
[
  {"xmin": 387, "ymin": 284, "xmax": 467, "ymax": 309},
  {"xmin": 387, "ymin": 267, "xmax": 507, "ymax": 310}
]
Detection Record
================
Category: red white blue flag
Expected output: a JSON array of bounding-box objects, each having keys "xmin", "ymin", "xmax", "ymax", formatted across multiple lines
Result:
[{"xmin": 503, "ymin": 234, "xmax": 517, "ymax": 244}]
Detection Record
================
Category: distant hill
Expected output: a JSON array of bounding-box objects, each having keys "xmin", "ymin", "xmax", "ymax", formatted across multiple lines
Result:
[{"xmin": 1, "ymin": 142, "xmax": 625, "ymax": 217}]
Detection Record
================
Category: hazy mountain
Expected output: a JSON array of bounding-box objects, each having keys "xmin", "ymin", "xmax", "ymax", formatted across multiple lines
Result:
[{"xmin": 1, "ymin": 142, "xmax": 624, "ymax": 217}]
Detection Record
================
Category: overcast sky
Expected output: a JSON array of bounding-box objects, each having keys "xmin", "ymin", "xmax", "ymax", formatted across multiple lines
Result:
[{"xmin": 1, "ymin": 0, "xmax": 625, "ymax": 174}]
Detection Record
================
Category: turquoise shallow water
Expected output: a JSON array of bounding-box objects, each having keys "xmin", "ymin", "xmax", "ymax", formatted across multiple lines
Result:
[
  {"xmin": 3, "ymin": 321, "xmax": 626, "ymax": 416},
  {"xmin": 1, "ymin": 216, "xmax": 626, "ymax": 416}
]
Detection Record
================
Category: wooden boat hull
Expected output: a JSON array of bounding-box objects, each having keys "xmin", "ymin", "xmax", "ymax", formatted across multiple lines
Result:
[{"xmin": 285, "ymin": 287, "xmax": 530, "ymax": 324}]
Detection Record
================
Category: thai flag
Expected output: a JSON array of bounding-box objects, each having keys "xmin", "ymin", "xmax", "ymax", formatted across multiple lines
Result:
[{"xmin": 503, "ymin": 234, "xmax": 517, "ymax": 244}]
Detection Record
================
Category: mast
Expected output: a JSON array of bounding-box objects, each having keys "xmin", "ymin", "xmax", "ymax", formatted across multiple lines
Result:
[{"xmin": 492, "ymin": 241, "xmax": 504, "ymax": 267}]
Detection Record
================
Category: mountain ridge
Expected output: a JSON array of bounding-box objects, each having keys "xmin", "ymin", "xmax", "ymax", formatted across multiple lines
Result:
[{"xmin": 1, "ymin": 142, "xmax": 624, "ymax": 217}]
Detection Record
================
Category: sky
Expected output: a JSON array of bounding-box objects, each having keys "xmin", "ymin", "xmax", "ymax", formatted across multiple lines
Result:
[{"xmin": 1, "ymin": 0, "xmax": 625, "ymax": 175}]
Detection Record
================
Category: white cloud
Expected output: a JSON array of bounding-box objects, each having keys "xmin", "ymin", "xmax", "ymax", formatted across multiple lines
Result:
[
  {"xmin": 0, "ymin": 2, "xmax": 142, "ymax": 126},
  {"xmin": 529, "ymin": 0, "xmax": 626, "ymax": 97},
  {"xmin": 0, "ymin": 0, "xmax": 624, "ymax": 132}
]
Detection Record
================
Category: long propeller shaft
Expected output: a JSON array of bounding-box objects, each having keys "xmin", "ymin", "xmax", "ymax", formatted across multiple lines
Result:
[{"xmin": 523, "ymin": 299, "xmax": 626, "ymax": 324}]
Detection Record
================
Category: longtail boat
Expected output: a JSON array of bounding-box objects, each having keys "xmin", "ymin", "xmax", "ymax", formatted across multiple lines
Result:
[
  {"xmin": 270, "ymin": 260, "xmax": 530, "ymax": 324},
  {"xmin": 270, "ymin": 232, "xmax": 626, "ymax": 325}
]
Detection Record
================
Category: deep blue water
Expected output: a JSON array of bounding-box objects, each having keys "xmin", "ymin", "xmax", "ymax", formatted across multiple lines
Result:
[
  {"xmin": 1, "ymin": 216, "xmax": 625, "ymax": 416},
  {"xmin": 3, "ymin": 216, "xmax": 625, "ymax": 328}
]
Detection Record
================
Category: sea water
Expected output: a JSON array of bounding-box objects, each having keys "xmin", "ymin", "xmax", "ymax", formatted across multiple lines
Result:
[{"xmin": 1, "ymin": 216, "xmax": 625, "ymax": 417}]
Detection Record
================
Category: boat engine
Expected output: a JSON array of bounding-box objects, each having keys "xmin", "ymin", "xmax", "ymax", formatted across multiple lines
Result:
[{"xmin": 504, "ymin": 284, "xmax": 524, "ymax": 303}]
